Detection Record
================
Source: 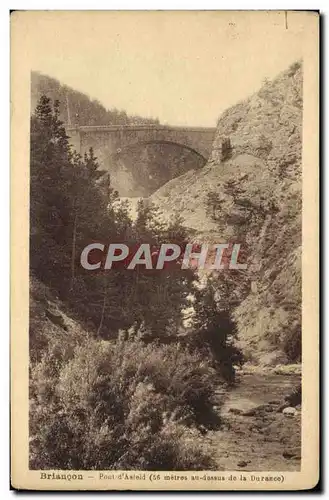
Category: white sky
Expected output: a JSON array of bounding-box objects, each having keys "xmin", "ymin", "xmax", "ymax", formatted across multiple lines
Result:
[{"xmin": 22, "ymin": 11, "xmax": 307, "ymax": 126}]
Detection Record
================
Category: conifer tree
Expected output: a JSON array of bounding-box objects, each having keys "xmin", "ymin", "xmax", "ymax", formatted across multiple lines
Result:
[{"xmin": 192, "ymin": 278, "xmax": 244, "ymax": 382}]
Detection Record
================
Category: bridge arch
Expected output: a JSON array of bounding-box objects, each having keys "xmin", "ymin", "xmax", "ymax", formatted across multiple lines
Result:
[{"xmin": 111, "ymin": 140, "xmax": 208, "ymax": 165}]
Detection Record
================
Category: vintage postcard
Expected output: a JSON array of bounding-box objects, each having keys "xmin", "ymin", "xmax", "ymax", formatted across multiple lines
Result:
[{"xmin": 11, "ymin": 10, "xmax": 319, "ymax": 490}]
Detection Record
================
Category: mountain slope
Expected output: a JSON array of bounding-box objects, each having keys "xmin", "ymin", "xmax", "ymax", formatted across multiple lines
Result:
[
  {"xmin": 31, "ymin": 71, "xmax": 159, "ymax": 126},
  {"xmin": 151, "ymin": 61, "xmax": 303, "ymax": 364}
]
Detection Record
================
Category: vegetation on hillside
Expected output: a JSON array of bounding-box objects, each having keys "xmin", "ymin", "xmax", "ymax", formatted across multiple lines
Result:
[
  {"xmin": 29, "ymin": 95, "xmax": 242, "ymax": 469},
  {"xmin": 30, "ymin": 324, "xmax": 217, "ymax": 470}
]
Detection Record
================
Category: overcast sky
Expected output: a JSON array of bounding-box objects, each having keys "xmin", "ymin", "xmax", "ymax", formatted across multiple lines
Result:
[{"xmin": 24, "ymin": 11, "xmax": 306, "ymax": 126}]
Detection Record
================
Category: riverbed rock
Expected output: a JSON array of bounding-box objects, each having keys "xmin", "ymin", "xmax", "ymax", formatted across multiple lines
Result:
[
  {"xmin": 224, "ymin": 399, "xmax": 260, "ymax": 416},
  {"xmin": 242, "ymin": 408, "xmax": 258, "ymax": 416},
  {"xmin": 277, "ymin": 402, "xmax": 289, "ymax": 413},
  {"xmin": 284, "ymin": 384, "xmax": 302, "ymax": 406},
  {"xmin": 229, "ymin": 408, "xmax": 242, "ymax": 415},
  {"xmin": 283, "ymin": 447, "xmax": 301, "ymax": 459},
  {"xmin": 242, "ymin": 404, "xmax": 273, "ymax": 416},
  {"xmin": 237, "ymin": 460, "xmax": 250, "ymax": 468},
  {"xmin": 282, "ymin": 407, "xmax": 297, "ymax": 417}
]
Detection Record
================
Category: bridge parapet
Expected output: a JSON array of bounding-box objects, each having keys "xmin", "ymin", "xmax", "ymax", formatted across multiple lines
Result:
[{"xmin": 66, "ymin": 124, "xmax": 217, "ymax": 133}]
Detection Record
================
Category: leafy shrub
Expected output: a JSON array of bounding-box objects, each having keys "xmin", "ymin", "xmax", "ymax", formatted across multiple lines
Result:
[{"xmin": 30, "ymin": 339, "xmax": 217, "ymax": 470}]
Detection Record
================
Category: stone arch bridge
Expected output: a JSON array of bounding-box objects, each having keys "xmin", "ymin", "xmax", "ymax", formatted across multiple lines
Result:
[{"xmin": 67, "ymin": 125, "xmax": 217, "ymax": 169}]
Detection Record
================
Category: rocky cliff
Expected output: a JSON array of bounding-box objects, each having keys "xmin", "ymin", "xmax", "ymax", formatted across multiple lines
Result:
[{"xmin": 151, "ymin": 61, "xmax": 303, "ymax": 364}]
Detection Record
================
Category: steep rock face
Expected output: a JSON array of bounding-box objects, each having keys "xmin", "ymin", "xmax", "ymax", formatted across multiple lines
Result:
[{"xmin": 151, "ymin": 61, "xmax": 302, "ymax": 363}]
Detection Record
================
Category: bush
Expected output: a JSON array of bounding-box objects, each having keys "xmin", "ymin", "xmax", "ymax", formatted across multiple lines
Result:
[{"xmin": 30, "ymin": 339, "xmax": 217, "ymax": 470}]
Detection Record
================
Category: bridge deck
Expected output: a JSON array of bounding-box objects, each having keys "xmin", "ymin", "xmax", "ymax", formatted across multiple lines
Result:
[{"xmin": 66, "ymin": 125, "xmax": 217, "ymax": 133}]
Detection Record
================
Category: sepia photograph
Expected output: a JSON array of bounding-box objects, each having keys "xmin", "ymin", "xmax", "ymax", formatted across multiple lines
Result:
[{"xmin": 10, "ymin": 10, "xmax": 319, "ymax": 490}]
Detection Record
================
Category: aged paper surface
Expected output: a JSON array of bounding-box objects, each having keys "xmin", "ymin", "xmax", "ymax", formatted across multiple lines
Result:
[{"xmin": 11, "ymin": 11, "xmax": 319, "ymax": 490}]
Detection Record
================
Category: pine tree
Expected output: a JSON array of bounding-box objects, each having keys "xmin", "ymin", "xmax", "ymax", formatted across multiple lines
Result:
[
  {"xmin": 30, "ymin": 95, "xmax": 120, "ymax": 319},
  {"xmin": 192, "ymin": 278, "xmax": 244, "ymax": 383},
  {"xmin": 30, "ymin": 96, "xmax": 74, "ymax": 286}
]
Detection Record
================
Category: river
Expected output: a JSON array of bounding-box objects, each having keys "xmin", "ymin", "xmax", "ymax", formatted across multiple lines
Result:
[{"xmin": 205, "ymin": 371, "xmax": 301, "ymax": 471}]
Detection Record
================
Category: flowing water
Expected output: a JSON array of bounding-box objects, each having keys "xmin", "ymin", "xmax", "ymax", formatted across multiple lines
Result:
[{"xmin": 205, "ymin": 372, "xmax": 301, "ymax": 471}]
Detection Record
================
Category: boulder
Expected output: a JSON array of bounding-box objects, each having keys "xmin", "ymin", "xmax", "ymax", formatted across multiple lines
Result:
[
  {"xmin": 282, "ymin": 407, "xmax": 297, "ymax": 417},
  {"xmin": 229, "ymin": 408, "xmax": 242, "ymax": 415},
  {"xmin": 242, "ymin": 404, "xmax": 273, "ymax": 416},
  {"xmin": 237, "ymin": 460, "xmax": 250, "ymax": 468},
  {"xmin": 283, "ymin": 448, "xmax": 301, "ymax": 460},
  {"xmin": 284, "ymin": 384, "xmax": 302, "ymax": 406}
]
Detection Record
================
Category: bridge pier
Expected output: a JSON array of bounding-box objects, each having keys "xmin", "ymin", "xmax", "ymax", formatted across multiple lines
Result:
[{"xmin": 67, "ymin": 128, "xmax": 81, "ymax": 154}]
